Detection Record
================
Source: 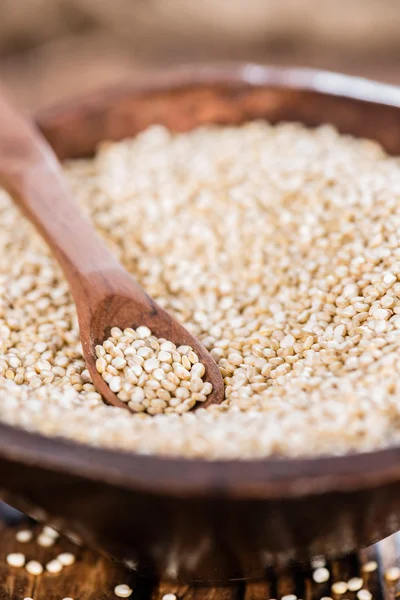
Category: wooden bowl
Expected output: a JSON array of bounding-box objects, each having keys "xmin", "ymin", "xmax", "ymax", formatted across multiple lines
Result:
[{"xmin": 2, "ymin": 63, "xmax": 400, "ymax": 583}]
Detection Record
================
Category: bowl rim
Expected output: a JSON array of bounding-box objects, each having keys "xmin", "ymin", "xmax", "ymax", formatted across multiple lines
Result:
[{"xmin": 3, "ymin": 61, "xmax": 400, "ymax": 500}]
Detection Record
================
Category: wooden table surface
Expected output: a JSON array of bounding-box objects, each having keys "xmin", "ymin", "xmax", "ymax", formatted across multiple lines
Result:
[{"xmin": 0, "ymin": 502, "xmax": 399, "ymax": 600}]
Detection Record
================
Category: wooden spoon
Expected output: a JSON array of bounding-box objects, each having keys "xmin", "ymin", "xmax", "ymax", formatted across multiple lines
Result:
[{"xmin": 0, "ymin": 90, "xmax": 224, "ymax": 411}]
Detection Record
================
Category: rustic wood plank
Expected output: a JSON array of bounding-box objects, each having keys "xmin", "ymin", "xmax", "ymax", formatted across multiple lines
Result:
[
  {"xmin": 275, "ymin": 566, "xmax": 298, "ymax": 599},
  {"xmin": 33, "ymin": 544, "xmax": 133, "ymax": 600},
  {"xmin": 0, "ymin": 513, "xmax": 138, "ymax": 600},
  {"xmin": 244, "ymin": 581, "xmax": 271, "ymax": 600},
  {"xmin": 152, "ymin": 583, "xmax": 240, "ymax": 600},
  {"xmin": 151, "ymin": 580, "xmax": 190, "ymax": 600},
  {"xmin": 0, "ymin": 521, "xmax": 36, "ymax": 600},
  {"xmin": 330, "ymin": 554, "xmax": 354, "ymax": 585},
  {"xmin": 190, "ymin": 586, "xmax": 240, "ymax": 600},
  {"xmin": 3, "ymin": 501, "xmax": 400, "ymax": 600}
]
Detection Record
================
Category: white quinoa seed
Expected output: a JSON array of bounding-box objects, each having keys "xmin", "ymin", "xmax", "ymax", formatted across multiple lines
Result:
[
  {"xmin": 57, "ymin": 552, "xmax": 76, "ymax": 566},
  {"xmin": 313, "ymin": 567, "xmax": 330, "ymax": 583},
  {"xmin": 331, "ymin": 582, "xmax": 348, "ymax": 595},
  {"xmin": 42, "ymin": 526, "xmax": 59, "ymax": 539},
  {"xmin": 37, "ymin": 533, "xmax": 55, "ymax": 547},
  {"xmin": 6, "ymin": 553, "xmax": 25, "ymax": 567},
  {"xmin": 1, "ymin": 123, "xmax": 400, "ymax": 458},
  {"xmin": 114, "ymin": 584, "xmax": 133, "ymax": 598},
  {"xmin": 384, "ymin": 566, "xmax": 400, "ymax": 582},
  {"xmin": 362, "ymin": 561, "xmax": 378, "ymax": 573},
  {"xmin": 311, "ymin": 556, "xmax": 327, "ymax": 568},
  {"xmin": 16, "ymin": 530, "xmax": 33, "ymax": 543},
  {"xmin": 357, "ymin": 590, "xmax": 372, "ymax": 600},
  {"xmin": 46, "ymin": 559, "xmax": 63, "ymax": 573},
  {"xmin": 162, "ymin": 594, "xmax": 177, "ymax": 600},
  {"xmin": 347, "ymin": 577, "xmax": 363, "ymax": 591},
  {"xmin": 25, "ymin": 560, "xmax": 43, "ymax": 576}
]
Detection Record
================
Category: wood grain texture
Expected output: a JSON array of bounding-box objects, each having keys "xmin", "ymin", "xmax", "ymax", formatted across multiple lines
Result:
[
  {"xmin": 1, "ymin": 503, "xmax": 400, "ymax": 600},
  {"xmin": 2, "ymin": 64, "xmax": 400, "ymax": 582},
  {"xmin": 0, "ymin": 507, "xmax": 137, "ymax": 600},
  {"xmin": 0, "ymin": 87, "xmax": 224, "ymax": 411}
]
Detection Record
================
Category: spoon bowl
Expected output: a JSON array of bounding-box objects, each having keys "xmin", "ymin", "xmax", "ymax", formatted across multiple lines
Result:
[{"xmin": 83, "ymin": 272, "xmax": 224, "ymax": 409}]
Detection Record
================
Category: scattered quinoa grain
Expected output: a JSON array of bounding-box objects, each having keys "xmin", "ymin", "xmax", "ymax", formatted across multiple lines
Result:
[
  {"xmin": 357, "ymin": 590, "xmax": 372, "ymax": 600},
  {"xmin": 114, "ymin": 584, "xmax": 133, "ymax": 598},
  {"xmin": 25, "ymin": 560, "xmax": 43, "ymax": 576},
  {"xmin": 362, "ymin": 561, "xmax": 378, "ymax": 573},
  {"xmin": 313, "ymin": 567, "xmax": 330, "ymax": 583},
  {"xmin": 46, "ymin": 559, "xmax": 63, "ymax": 574},
  {"xmin": 311, "ymin": 556, "xmax": 327, "ymax": 568},
  {"xmin": 162, "ymin": 595, "xmax": 177, "ymax": 600},
  {"xmin": 331, "ymin": 582, "xmax": 348, "ymax": 595},
  {"xmin": 348, "ymin": 578, "xmax": 363, "ymax": 591},
  {"xmin": 16, "ymin": 530, "xmax": 33, "ymax": 543},
  {"xmin": 37, "ymin": 534, "xmax": 55, "ymax": 547},
  {"xmin": 42, "ymin": 526, "xmax": 59, "ymax": 539},
  {"xmin": 385, "ymin": 566, "xmax": 400, "ymax": 582},
  {"xmin": 57, "ymin": 552, "xmax": 76, "ymax": 566},
  {"xmin": 6, "ymin": 553, "xmax": 25, "ymax": 567}
]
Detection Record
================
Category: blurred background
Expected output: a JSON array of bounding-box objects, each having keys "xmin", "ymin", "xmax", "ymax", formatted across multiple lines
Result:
[{"xmin": 0, "ymin": 0, "xmax": 399, "ymax": 112}]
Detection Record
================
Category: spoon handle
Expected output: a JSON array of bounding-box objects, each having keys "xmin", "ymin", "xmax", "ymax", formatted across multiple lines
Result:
[{"xmin": 0, "ymin": 90, "xmax": 123, "ymax": 290}]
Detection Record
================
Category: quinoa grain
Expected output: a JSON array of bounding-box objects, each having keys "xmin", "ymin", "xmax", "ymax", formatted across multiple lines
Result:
[
  {"xmin": 6, "ymin": 553, "xmax": 25, "ymax": 568},
  {"xmin": 362, "ymin": 561, "xmax": 378, "ymax": 574},
  {"xmin": 37, "ymin": 533, "xmax": 55, "ymax": 548},
  {"xmin": 16, "ymin": 530, "xmax": 33, "ymax": 543},
  {"xmin": 357, "ymin": 591, "xmax": 372, "ymax": 600},
  {"xmin": 57, "ymin": 553, "xmax": 76, "ymax": 566},
  {"xmin": 347, "ymin": 578, "xmax": 363, "ymax": 592},
  {"xmin": 25, "ymin": 560, "xmax": 43, "ymax": 576},
  {"xmin": 384, "ymin": 566, "xmax": 400, "ymax": 582},
  {"xmin": 46, "ymin": 559, "xmax": 63, "ymax": 574},
  {"xmin": 313, "ymin": 567, "xmax": 330, "ymax": 583},
  {"xmin": 42, "ymin": 526, "xmax": 59, "ymax": 539},
  {"xmin": 114, "ymin": 584, "xmax": 133, "ymax": 598},
  {"xmin": 331, "ymin": 582, "xmax": 348, "ymax": 595}
]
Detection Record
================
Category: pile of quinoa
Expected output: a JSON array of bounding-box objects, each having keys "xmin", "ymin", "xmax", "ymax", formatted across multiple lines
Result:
[
  {"xmin": 95, "ymin": 328, "xmax": 212, "ymax": 414},
  {"xmin": 1, "ymin": 121, "xmax": 400, "ymax": 459}
]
